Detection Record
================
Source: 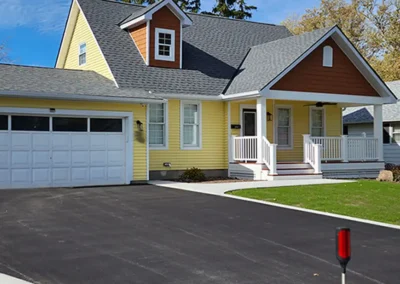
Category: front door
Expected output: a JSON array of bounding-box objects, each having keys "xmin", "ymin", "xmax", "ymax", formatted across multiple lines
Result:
[{"xmin": 243, "ymin": 110, "xmax": 256, "ymax": 136}]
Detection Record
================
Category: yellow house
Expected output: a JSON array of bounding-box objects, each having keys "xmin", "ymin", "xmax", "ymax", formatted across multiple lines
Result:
[{"xmin": 0, "ymin": 0, "xmax": 396, "ymax": 189}]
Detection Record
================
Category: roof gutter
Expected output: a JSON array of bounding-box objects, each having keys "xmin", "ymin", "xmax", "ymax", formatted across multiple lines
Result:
[
  {"xmin": 0, "ymin": 90, "xmax": 165, "ymax": 104},
  {"xmin": 220, "ymin": 90, "xmax": 260, "ymax": 101}
]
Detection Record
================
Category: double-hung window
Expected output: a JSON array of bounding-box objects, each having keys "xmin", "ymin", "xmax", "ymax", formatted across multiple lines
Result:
[
  {"xmin": 181, "ymin": 102, "xmax": 201, "ymax": 149},
  {"xmin": 79, "ymin": 43, "xmax": 87, "ymax": 66},
  {"xmin": 155, "ymin": 28, "xmax": 175, "ymax": 62},
  {"xmin": 276, "ymin": 106, "xmax": 292, "ymax": 148},
  {"xmin": 310, "ymin": 108, "xmax": 325, "ymax": 137},
  {"xmin": 149, "ymin": 103, "xmax": 167, "ymax": 149}
]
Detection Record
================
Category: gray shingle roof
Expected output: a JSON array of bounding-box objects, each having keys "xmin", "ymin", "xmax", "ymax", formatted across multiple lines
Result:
[
  {"xmin": 224, "ymin": 27, "xmax": 334, "ymax": 95},
  {"xmin": 119, "ymin": 1, "xmax": 163, "ymax": 26},
  {"xmin": 343, "ymin": 81, "xmax": 400, "ymax": 124},
  {"xmin": 77, "ymin": 0, "xmax": 292, "ymax": 96},
  {"xmin": 0, "ymin": 64, "xmax": 157, "ymax": 100}
]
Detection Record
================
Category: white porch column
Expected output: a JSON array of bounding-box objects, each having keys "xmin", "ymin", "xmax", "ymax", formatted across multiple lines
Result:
[
  {"xmin": 227, "ymin": 102, "xmax": 232, "ymax": 163},
  {"xmin": 256, "ymin": 97, "xmax": 267, "ymax": 164},
  {"xmin": 374, "ymin": 105, "xmax": 384, "ymax": 161}
]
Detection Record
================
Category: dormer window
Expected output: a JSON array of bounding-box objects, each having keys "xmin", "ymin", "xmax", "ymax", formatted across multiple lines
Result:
[
  {"xmin": 79, "ymin": 43, "xmax": 87, "ymax": 66},
  {"xmin": 323, "ymin": 45, "xmax": 333, "ymax": 67},
  {"xmin": 155, "ymin": 28, "xmax": 175, "ymax": 62}
]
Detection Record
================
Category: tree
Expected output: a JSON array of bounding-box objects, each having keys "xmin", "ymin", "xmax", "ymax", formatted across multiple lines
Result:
[
  {"xmin": 122, "ymin": 0, "xmax": 257, "ymax": 19},
  {"xmin": 282, "ymin": 0, "xmax": 400, "ymax": 81},
  {"xmin": 0, "ymin": 43, "xmax": 9, "ymax": 63}
]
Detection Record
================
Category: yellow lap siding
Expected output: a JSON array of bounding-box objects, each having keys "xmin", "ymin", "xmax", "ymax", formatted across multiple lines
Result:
[
  {"xmin": 63, "ymin": 10, "xmax": 114, "ymax": 81},
  {"xmin": 230, "ymin": 99, "xmax": 342, "ymax": 162},
  {"xmin": 0, "ymin": 97, "xmax": 147, "ymax": 181},
  {"xmin": 149, "ymin": 100, "xmax": 227, "ymax": 171}
]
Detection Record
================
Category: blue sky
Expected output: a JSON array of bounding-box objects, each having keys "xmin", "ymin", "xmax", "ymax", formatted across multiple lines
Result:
[{"xmin": 0, "ymin": 0, "xmax": 320, "ymax": 67}]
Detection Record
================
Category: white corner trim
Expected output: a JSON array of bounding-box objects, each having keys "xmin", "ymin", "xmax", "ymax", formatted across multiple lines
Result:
[
  {"xmin": 146, "ymin": 104, "xmax": 150, "ymax": 181},
  {"xmin": 75, "ymin": 0, "xmax": 119, "ymax": 88},
  {"xmin": 274, "ymin": 104, "xmax": 294, "ymax": 150},
  {"xmin": 265, "ymin": 90, "xmax": 393, "ymax": 105},
  {"xmin": 155, "ymin": 28, "xmax": 175, "ymax": 62},
  {"xmin": 180, "ymin": 100, "xmax": 203, "ymax": 150},
  {"xmin": 146, "ymin": 21, "xmax": 150, "ymax": 65},
  {"xmin": 148, "ymin": 101, "xmax": 169, "ymax": 150},
  {"xmin": 180, "ymin": 22, "xmax": 183, "ymax": 69},
  {"xmin": 309, "ymin": 106, "xmax": 326, "ymax": 137}
]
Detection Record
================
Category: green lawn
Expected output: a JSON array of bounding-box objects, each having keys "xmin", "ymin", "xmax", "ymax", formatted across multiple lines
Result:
[{"xmin": 228, "ymin": 181, "xmax": 400, "ymax": 225}]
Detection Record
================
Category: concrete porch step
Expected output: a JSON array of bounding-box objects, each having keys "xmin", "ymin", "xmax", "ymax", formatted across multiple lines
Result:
[
  {"xmin": 276, "ymin": 168, "xmax": 315, "ymax": 175},
  {"xmin": 267, "ymin": 173, "xmax": 323, "ymax": 181},
  {"xmin": 276, "ymin": 162, "xmax": 312, "ymax": 170}
]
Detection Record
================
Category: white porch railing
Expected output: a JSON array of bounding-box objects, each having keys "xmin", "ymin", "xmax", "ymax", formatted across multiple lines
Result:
[
  {"xmin": 232, "ymin": 136, "xmax": 258, "ymax": 162},
  {"xmin": 309, "ymin": 134, "xmax": 379, "ymax": 162},
  {"xmin": 231, "ymin": 135, "xmax": 277, "ymax": 174},
  {"xmin": 262, "ymin": 136, "xmax": 277, "ymax": 175},
  {"xmin": 303, "ymin": 135, "xmax": 322, "ymax": 174}
]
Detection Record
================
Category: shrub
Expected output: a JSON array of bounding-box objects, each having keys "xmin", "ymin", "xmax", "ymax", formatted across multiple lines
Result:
[
  {"xmin": 385, "ymin": 163, "xmax": 397, "ymax": 171},
  {"xmin": 392, "ymin": 169, "xmax": 400, "ymax": 182},
  {"xmin": 179, "ymin": 167, "xmax": 206, "ymax": 182}
]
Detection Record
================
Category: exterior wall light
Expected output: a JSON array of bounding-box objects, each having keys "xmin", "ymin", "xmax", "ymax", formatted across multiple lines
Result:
[
  {"xmin": 136, "ymin": 120, "xmax": 144, "ymax": 131},
  {"xmin": 267, "ymin": 112, "xmax": 273, "ymax": 121}
]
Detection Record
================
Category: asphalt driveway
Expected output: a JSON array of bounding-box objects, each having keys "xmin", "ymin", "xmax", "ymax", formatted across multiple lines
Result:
[{"xmin": 0, "ymin": 185, "xmax": 399, "ymax": 284}]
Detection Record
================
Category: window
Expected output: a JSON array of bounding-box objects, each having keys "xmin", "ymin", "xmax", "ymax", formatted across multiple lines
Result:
[
  {"xmin": 90, "ymin": 118, "xmax": 122, "ymax": 132},
  {"xmin": 155, "ymin": 28, "xmax": 175, "ymax": 62},
  {"xmin": 11, "ymin": 116, "xmax": 50, "ymax": 131},
  {"xmin": 53, "ymin": 117, "xmax": 87, "ymax": 132},
  {"xmin": 79, "ymin": 43, "xmax": 87, "ymax": 66},
  {"xmin": 181, "ymin": 102, "xmax": 201, "ymax": 149},
  {"xmin": 276, "ymin": 107, "xmax": 292, "ymax": 148},
  {"xmin": 0, "ymin": 115, "xmax": 8, "ymax": 130},
  {"xmin": 149, "ymin": 103, "xmax": 167, "ymax": 148},
  {"xmin": 383, "ymin": 123, "xmax": 391, "ymax": 144},
  {"xmin": 391, "ymin": 123, "xmax": 400, "ymax": 144},
  {"xmin": 323, "ymin": 45, "xmax": 333, "ymax": 67},
  {"xmin": 310, "ymin": 108, "xmax": 325, "ymax": 137}
]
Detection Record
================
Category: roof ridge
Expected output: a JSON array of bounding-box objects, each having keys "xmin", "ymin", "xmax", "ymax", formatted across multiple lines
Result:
[
  {"xmin": 0, "ymin": 63, "xmax": 94, "ymax": 73},
  {"xmin": 187, "ymin": 12, "xmax": 282, "ymax": 27}
]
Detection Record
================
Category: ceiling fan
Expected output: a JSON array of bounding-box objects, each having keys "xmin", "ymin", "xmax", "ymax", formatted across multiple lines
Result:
[{"xmin": 303, "ymin": 102, "xmax": 337, "ymax": 107}]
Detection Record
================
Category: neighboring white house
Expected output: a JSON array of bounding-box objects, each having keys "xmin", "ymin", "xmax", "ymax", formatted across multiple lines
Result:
[{"xmin": 343, "ymin": 80, "xmax": 400, "ymax": 164}]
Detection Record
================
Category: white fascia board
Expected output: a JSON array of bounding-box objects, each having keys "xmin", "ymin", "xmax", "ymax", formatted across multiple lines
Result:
[
  {"xmin": 265, "ymin": 90, "xmax": 392, "ymax": 105},
  {"xmin": 0, "ymin": 90, "xmax": 165, "ymax": 104},
  {"xmin": 120, "ymin": 15, "xmax": 148, "ymax": 30},
  {"xmin": 154, "ymin": 93, "xmax": 223, "ymax": 101},
  {"xmin": 220, "ymin": 91, "xmax": 260, "ymax": 101}
]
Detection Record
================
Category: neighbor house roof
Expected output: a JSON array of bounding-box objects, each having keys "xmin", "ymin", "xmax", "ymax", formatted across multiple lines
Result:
[
  {"xmin": 0, "ymin": 64, "xmax": 160, "ymax": 101},
  {"xmin": 76, "ymin": 0, "xmax": 292, "ymax": 96},
  {"xmin": 343, "ymin": 81, "xmax": 400, "ymax": 124},
  {"xmin": 224, "ymin": 27, "xmax": 333, "ymax": 95}
]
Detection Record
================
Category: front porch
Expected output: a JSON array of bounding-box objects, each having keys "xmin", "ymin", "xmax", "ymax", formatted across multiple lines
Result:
[{"xmin": 227, "ymin": 97, "xmax": 385, "ymax": 180}]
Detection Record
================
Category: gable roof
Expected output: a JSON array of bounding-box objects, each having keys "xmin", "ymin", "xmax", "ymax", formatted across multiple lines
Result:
[
  {"xmin": 343, "ymin": 81, "xmax": 400, "ymax": 124},
  {"xmin": 76, "ymin": 0, "xmax": 292, "ymax": 97},
  {"xmin": 0, "ymin": 64, "xmax": 160, "ymax": 102},
  {"xmin": 224, "ymin": 27, "xmax": 333, "ymax": 95}
]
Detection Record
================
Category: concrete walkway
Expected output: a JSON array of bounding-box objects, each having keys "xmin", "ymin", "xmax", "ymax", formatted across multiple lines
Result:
[
  {"xmin": 149, "ymin": 179, "xmax": 354, "ymax": 196},
  {"xmin": 0, "ymin": 274, "xmax": 32, "ymax": 284}
]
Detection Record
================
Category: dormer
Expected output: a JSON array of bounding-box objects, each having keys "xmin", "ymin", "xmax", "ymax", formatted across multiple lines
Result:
[{"xmin": 120, "ymin": 0, "xmax": 192, "ymax": 69}]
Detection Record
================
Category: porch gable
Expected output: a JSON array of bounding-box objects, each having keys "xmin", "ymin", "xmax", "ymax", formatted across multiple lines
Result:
[{"xmin": 271, "ymin": 37, "xmax": 379, "ymax": 97}]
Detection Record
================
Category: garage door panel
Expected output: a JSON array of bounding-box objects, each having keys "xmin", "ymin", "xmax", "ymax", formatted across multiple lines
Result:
[
  {"xmin": 0, "ymin": 170, "xmax": 10, "ymax": 185},
  {"xmin": 33, "ymin": 151, "xmax": 51, "ymax": 167},
  {"xmin": 71, "ymin": 134, "xmax": 89, "ymax": 150},
  {"xmin": 11, "ymin": 133, "xmax": 31, "ymax": 150},
  {"xmin": 0, "ymin": 151, "xmax": 9, "ymax": 168},
  {"xmin": 107, "ymin": 135, "xmax": 124, "ymax": 150},
  {"xmin": 52, "ymin": 168, "xmax": 70, "ymax": 184},
  {"xmin": 108, "ymin": 167, "xmax": 124, "ymax": 181},
  {"xmin": 107, "ymin": 151, "xmax": 124, "ymax": 166},
  {"xmin": 32, "ymin": 169, "xmax": 51, "ymax": 184},
  {"xmin": 32, "ymin": 133, "xmax": 51, "ymax": 150},
  {"xmin": 90, "ymin": 167, "xmax": 106, "ymax": 181},
  {"xmin": 11, "ymin": 151, "xmax": 30, "ymax": 168},
  {"xmin": 90, "ymin": 151, "xmax": 107, "ymax": 166},
  {"xmin": 52, "ymin": 134, "xmax": 70, "ymax": 150},
  {"xmin": 71, "ymin": 168, "xmax": 89, "ymax": 183},
  {"xmin": 11, "ymin": 169, "xmax": 30, "ymax": 183},
  {"xmin": 0, "ymin": 133, "xmax": 9, "ymax": 150},
  {"xmin": 90, "ymin": 134, "xmax": 106, "ymax": 150},
  {"xmin": 52, "ymin": 151, "xmax": 70, "ymax": 167},
  {"xmin": 71, "ymin": 151, "xmax": 89, "ymax": 166}
]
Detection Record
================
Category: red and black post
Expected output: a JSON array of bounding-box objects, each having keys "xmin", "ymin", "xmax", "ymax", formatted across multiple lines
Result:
[{"xmin": 336, "ymin": 227, "xmax": 351, "ymax": 284}]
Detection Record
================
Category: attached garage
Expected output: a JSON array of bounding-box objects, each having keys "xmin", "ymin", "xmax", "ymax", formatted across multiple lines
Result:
[{"xmin": 0, "ymin": 108, "xmax": 133, "ymax": 189}]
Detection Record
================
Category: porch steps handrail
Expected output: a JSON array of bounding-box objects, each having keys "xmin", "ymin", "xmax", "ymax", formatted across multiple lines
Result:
[
  {"xmin": 232, "ymin": 136, "xmax": 258, "ymax": 162},
  {"xmin": 303, "ymin": 135, "xmax": 322, "ymax": 174},
  {"xmin": 262, "ymin": 136, "xmax": 277, "ymax": 175}
]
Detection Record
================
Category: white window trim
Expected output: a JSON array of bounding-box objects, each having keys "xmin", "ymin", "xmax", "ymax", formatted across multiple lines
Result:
[
  {"xmin": 274, "ymin": 105, "xmax": 293, "ymax": 150},
  {"xmin": 323, "ymin": 45, "xmax": 333, "ymax": 67},
  {"xmin": 309, "ymin": 106, "xmax": 326, "ymax": 137},
  {"xmin": 78, "ymin": 42, "xmax": 87, "ymax": 66},
  {"xmin": 155, "ymin": 28, "xmax": 175, "ymax": 62},
  {"xmin": 180, "ymin": 100, "xmax": 202, "ymax": 150},
  {"xmin": 148, "ymin": 102, "xmax": 169, "ymax": 150}
]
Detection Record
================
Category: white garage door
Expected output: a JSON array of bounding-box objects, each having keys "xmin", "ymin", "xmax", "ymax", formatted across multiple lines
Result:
[{"xmin": 0, "ymin": 114, "xmax": 128, "ymax": 189}]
